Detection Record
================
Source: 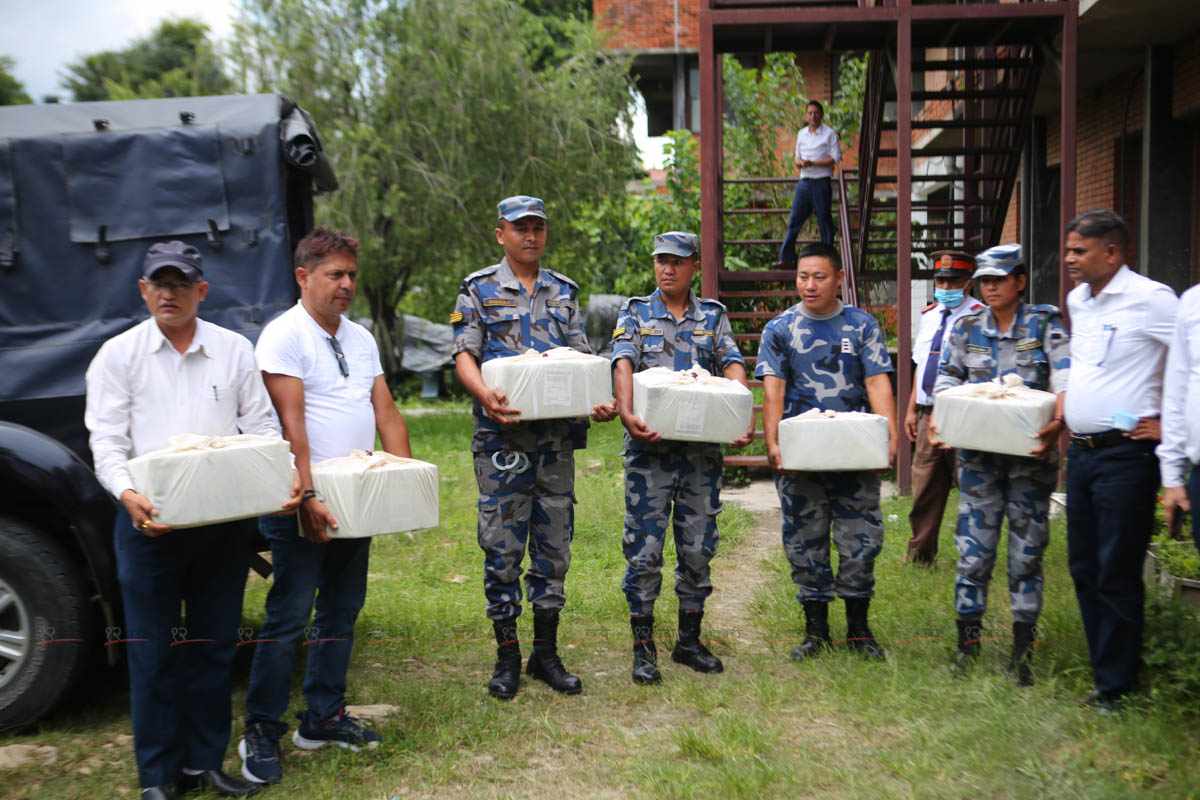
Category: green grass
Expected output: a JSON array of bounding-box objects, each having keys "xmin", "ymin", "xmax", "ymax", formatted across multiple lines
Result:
[{"xmin": 4, "ymin": 405, "xmax": 1200, "ymax": 799}]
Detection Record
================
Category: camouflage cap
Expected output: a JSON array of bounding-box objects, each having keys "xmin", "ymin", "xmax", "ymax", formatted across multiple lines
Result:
[
  {"xmin": 929, "ymin": 249, "xmax": 975, "ymax": 279},
  {"xmin": 973, "ymin": 243, "xmax": 1025, "ymax": 278},
  {"xmin": 497, "ymin": 195, "xmax": 547, "ymax": 222},
  {"xmin": 652, "ymin": 231, "xmax": 699, "ymax": 258}
]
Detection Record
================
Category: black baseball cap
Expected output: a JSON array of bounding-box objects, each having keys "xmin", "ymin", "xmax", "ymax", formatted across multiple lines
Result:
[{"xmin": 143, "ymin": 241, "xmax": 203, "ymax": 281}]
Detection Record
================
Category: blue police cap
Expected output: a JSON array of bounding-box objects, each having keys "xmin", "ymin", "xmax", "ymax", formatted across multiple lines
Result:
[
  {"xmin": 652, "ymin": 231, "xmax": 699, "ymax": 258},
  {"xmin": 497, "ymin": 195, "xmax": 547, "ymax": 222},
  {"xmin": 973, "ymin": 243, "xmax": 1025, "ymax": 278}
]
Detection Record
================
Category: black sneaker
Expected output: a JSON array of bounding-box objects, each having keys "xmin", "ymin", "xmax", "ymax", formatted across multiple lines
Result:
[
  {"xmin": 292, "ymin": 708, "xmax": 382, "ymax": 752},
  {"xmin": 239, "ymin": 721, "xmax": 285, "ymax": 784}
]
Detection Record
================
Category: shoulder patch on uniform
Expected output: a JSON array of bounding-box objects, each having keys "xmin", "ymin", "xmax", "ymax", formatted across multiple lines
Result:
[
  {"xmin": 449, "ymin": 310, "xmax": 464, "ymax": 324},
  {"xmin": 967, "ymin": 344, "xmax": 990, "ymax": 354},
  {"xmin": 482, "ymin": 297, "xmax": 517, "ymax": 308},
  {"xmin": 639, "ymin": 326, "xmax": 664, "ymax": 337},
  {"xmin": 544, "ymin": 268, "xmax": 579, "ymax": 290},
  {"xmin": 611, "ymin": 326, "xmax": 626, "ymax": 339},
  {"xmin": 1015, "ymin": 338, "xmax": 1041, "ymax": 352},
  {"xmin": 464, "ymin": 264, "xmax": 500, "ymax": 282}
]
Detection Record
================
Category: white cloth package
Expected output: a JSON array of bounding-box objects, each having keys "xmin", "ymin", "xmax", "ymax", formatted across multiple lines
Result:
[
  {"xmin": 632, "ymin": 366, "xmax": 752, "ymax": 443},
  {"xmin": 779, "ymin": 410, "xmax": 890, "ymax": 471},
  {"xmin": 481, "ymin": 347, "xmax": 613, "ymax": 421},
  {"xmin": 127, "ymin": 434, "xmax": 293, "ymax": 529},
  {"xmin": 933, "ymin": 375, "xmax": 1057, "ymax": 457},
  {"xmin": 312, "ymin": 450, "xmax": 439, "ymax": 539}
]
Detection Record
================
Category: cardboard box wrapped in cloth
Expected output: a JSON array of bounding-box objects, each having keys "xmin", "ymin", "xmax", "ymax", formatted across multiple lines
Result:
[
  {"xmin": 779, "ymin": 410, "xmax": 890, "ymax": 471},
  {"xmin": 932, "ymin": 374, "xmax": 1056, "ymax": 458},
  {"xmin": 632, "ymin": 365, "xmax": 752, "ymax": 444},
  {"xmin": 127, "ymin": 433, "xmax": 293, "ymax": 528},
  {"xmin": 312, "ymin": 450, "xmax": 439, "ymax": 539},
  {"xmin": 481, "ymin": 347, "xmax": 613, "ymax": 421}
]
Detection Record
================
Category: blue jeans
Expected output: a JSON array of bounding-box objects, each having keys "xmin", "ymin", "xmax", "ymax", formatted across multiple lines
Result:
[
  {"xmin": 1066, "ymin": 438, "xmax": 1160, "ymax": 697},
  {"xmin": 1190, "ymin": 465, "xmax": 1200, "ymax": 553},
  {"xmin": 114, "ymin": 507, "xmax": 252, "ymax": 788},
  {"xmin": 244, "ymin": 514, "xmax": 371, "ymax": 727},
  {"xmin": 779, "ymin": 177, "xmax": 834, "ymax": 263}
]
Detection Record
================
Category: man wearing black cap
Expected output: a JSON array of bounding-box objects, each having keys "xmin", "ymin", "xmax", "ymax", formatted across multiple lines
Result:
[
  {"xmin": 85, "ymin": 241, "xmax": 294, "ymax": 799},
  {"xmin": 904, "ymin": 250, "xmax": 983, "ymax": 565}
]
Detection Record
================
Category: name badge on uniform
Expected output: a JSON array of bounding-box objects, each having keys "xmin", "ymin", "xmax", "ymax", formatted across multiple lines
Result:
[
  {"xmin": 967, "ymin": 344, "xmax": 990, "ymax": 354},
  {"xmin": 840, "ymin": 337, "xmax": 854, "ymax": 354},
  {"xmin": 640, "ymin": 327, "xmax": 663, "ymax": 336},
  {"xmin": 545, "ymin": 298, "xmax": 569, "ymax": 308},
  {"xmin": 482, "ymin": 297, "xmax": 517, "ymax": 308},
  {"xmin": 1015, "ymin": 338, "xmax": 1040, "ymax": 352},
  {"xmin": 692, "ymin": 329, "xmax": 713, "ymax": 338}
]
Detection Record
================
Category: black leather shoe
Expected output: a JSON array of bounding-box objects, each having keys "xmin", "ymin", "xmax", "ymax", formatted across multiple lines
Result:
[
  {"xmin": 141, "ymin": 787, "xmax": 179, "ymax": 800},
  {"xmin": 178, "ymin": 769, "xmax": 261, "ymax": 796},
  {"xmin": 951, "ymin": 617, "xmax": 982, "ymax": 675},
  {"xmin": 488, "ymin": 617, "xmax": 522, "ymax": 700},
  {"xmin": 526, "ymin": 608, "xmax": 582, "ymax": 694},
  {"xmin": 1009, "ymin": 621, "xmax": 1036, "ymax": 687},
  {"xmin": 844, "ymin": 597, "xmax": 886, "ymax": 660},
  {"xmin": 671, "ymin": 609, "xmax": 724, "ymax": 673},
  {"xmin": 790, "ymin": 601, "xmax": 831, "ymax": 662},
  {"xmin": 630, "ymin": 614, "xmax": 661, "ymax": 685}
]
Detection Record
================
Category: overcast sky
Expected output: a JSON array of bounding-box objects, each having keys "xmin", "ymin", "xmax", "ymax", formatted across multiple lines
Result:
[{"xmin": 0, "ymin": 0, "xmax": 235, "ymax": 101}]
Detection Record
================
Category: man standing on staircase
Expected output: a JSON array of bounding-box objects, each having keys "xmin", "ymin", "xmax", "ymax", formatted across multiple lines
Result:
[
  {"xmin": 757, "ymin": 241, "xmax": 897, "ymax": 663},
  {"xmin": 904, "ymin": 250, "xmax": 984, "ymax": 565},
  {"xmin": 610, "ymin": 231, "xmax": 752, "ymax": 685},
  {"xmin": 778, "ymin": 99, "xmax": 841, "ymax": 267}
]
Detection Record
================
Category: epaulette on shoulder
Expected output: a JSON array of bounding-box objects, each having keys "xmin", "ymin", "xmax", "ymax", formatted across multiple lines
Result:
[
  {"xmin": 963, "ymin": 303, "xmax": 988, "ymax": 316},
  {"xmin": 1027, "ymin": 303, "xmax": 1061, "ymax": 316},
  {"xmin": 544, "ymin": 268, "xmax": 580, "ymax": 291},
  {"xmin": 463, "ymin": 264, "xmax": 500, "ymax": 283},
  {"xmin": 699, "ymin": 297, "xmax": 728, "ymax": 312}
]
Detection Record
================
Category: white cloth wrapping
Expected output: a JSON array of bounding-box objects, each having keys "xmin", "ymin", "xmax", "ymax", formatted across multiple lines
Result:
[
  {"xmin": 312, "ymin": 450, "xmax": 439, "ymax": 539},
  {"xmin": 632, "ymin": 366, "xmax": 752, "ymax": 443},
  {"xmin": 933, "ymin": 374, "xmax": 1057, "ymax": 457},
  {"xmin": 481, "ymin": 347, "xmax": 613, "ymax": 420},
  {"xmin": 779, "ymin": 410, "xmax": 890, "ymax": 471},
  {"xmin": 126, "ymin": 434, "xmax": 293, "ymax": 529}
]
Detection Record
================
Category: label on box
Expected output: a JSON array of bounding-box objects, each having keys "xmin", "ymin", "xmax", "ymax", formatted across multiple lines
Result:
[{"xmin": 542, "ymin": 367, "xmax": 572, "ymax": 408}]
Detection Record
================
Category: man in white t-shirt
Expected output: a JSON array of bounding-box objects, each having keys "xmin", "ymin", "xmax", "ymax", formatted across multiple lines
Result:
[
  {"xmin": 241, "ymin": 227, "xmax": 411, "ymax": 784},
  {"xmin": 778, "ymin": 99, "xmax": 841, "ymax": 265}
]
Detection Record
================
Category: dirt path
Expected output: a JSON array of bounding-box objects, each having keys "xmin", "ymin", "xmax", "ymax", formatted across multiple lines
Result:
[{"xmin": 706, "ymin": 479, "xmax": 782, "ymax": 653}]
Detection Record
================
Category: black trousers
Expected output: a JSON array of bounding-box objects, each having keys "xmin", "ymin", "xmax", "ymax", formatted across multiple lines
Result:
[{"xmin": 1066, "ymin": 438, "xmax": 1160, "ymax": 697}]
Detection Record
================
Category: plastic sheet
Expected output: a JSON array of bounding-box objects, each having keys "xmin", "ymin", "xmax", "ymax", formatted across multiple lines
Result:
[
  {"xmin": 312, "ymin": 450, "xmax": 439, "ymax": 539},
  {"xmin": 779, "ymin": 410, "xmax": 890, "ymax": 471},
  {"xmin": 933, "ymin": 375, "xmax": 1056, "ymax": 457},
  {"xmin": 633, "ymin": 366, "xmax": 752, "ymax": 443},
  {"xmin": 127, "ymin": 433, "xmax": 293, "ymax": 528},
  {"xmin": 481, "ymin": 347, "xmax": 613, "ymax": 421}
]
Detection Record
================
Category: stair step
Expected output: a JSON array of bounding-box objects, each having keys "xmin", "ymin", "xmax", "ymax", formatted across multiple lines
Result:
[
  {"xmin": 879, "ymin": 146, "xmax": 1019, "ymax": 158},
  {"xmin": 727, "ymin": 310, "xmax": 782, "ymax": 321},
  {"xmin": 724, "ymin": 208, "xmax": 791, "ymax": 215},
  {"xmin": 718, "ymin": 269, "xmax": 796, "ymax": 282},
  {"xmin": 726, "ymin": 238, "xmax": 787, "ymax": 246},
  {"xmin": 718, "ymin": 289, "xmax": 797, "ymax": 299},
  {"xmin": 882, "ymin": 119, "xmax": 1022, "ymax": 130},
  {"xmin": 734, "ymin": 333, "xmax": 764, "ymax": 343},
  {"xmin": 912, "ymin": 57, "xmax": 1035, "ymax": 71},
  {"xmin": 900, "ymin": 89, "xmax": 1026, "ymax": 101},
  {"xmin": 872, "ymin": 174, "xmax": 1007, "ymax": 182},
  {"xmin": 870, "ymin": 222, "xmax": 994, "ymax": 231},
  {"xmin": 723, "ymin": 455, "xmax": 771, "ymax": 470}
]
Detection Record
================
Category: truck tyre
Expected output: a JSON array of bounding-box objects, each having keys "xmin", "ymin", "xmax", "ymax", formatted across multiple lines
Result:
[{"xmin": 0, "ymin": 516, "xmax": 92, "ymax": 731}]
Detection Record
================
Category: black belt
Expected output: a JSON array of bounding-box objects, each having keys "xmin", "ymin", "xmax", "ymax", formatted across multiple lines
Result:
[{"xmin": 1069, "ymin": 429, "xmax": 1127, "ymax": 450}]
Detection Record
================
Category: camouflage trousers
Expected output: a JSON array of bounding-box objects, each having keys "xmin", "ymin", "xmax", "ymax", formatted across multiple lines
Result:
[
  {"xmin": 622, "ymin": 446, "xmax": 723, "ymax": 616},
  {"xmin": 474, "ymin": 449, "xmax": 575, "ymax": 621},
  {"xmin": 954, "ymin": 450, "xmax": 1056, "ymax": 624},
  {"xmin": 774, "ymin": 470, "xmax": 883, "ymax": 603}
]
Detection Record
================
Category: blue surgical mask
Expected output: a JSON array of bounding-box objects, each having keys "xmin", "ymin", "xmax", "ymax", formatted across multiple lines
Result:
[{"xmin": 934, "ymin": 288, "xmax": 965, "ymax": 308}]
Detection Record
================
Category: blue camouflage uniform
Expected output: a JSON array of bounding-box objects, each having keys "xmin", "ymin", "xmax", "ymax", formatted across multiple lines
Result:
[
  {"xmin": 611, "ymin": 288, "xmax": 744, "ymax": 616},
  {"xmin": 934, "ymin": 302, "xmax": 1070, "ymax": 624},
  {"xmin": 755, "ymin": 301, "xmax": 894, "ymax": 603},
  {"xmin": 452, "ymin": 256, "xmax": 592, "ymax": 621}
]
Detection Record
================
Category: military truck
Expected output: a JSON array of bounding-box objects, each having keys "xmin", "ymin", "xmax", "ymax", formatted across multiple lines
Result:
[{"xmin": 0, "ymin": 94, "xmax": 336, "ymax": 730}]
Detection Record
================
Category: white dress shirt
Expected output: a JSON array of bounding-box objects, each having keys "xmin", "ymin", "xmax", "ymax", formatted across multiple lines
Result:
[
  {"xmin": 912, "ymin": 296, "xmax": 985, "ymax": 406},
  {"xmin": 1064, "ymin": 265, "xmax": 1178, "ymax": 434},
  {"xmin": 84, "ymin": 317, "xmax": 280, "ymax": 500},
  {"xmin": 1157, "ymin": 284, "xmax": 1200, "ymax": 486},
  {"xmin": 794, "ymin": 123, "xmax": 841, "ymax": 179},
  {"xmin": 255, "ymin": 302, "xmax": 383, "ymax": 463}
]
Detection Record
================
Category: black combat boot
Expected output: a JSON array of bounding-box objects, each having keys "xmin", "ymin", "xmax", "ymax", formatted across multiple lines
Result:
[
  {"xmin": 951, "ymin": 617, "xmax": 982, "ymax": 675},
  {"xmin": 526, "ymin": 608, "xmax": 583, "ymax": 694},
  {"xmin": 630, "ymin": 614, "xmax": 661, "ymax": 684},
  {"xmin": 488, "ymin": 617, "xmax": 522, "ymax": 700},
  {"xmin": 1009, "ymin": 621, "xmax": 1036, "ymax": 687},
  {"xmin": 790, "ymin": 601, "xmax": 832, "ymax": 661},
  {"xmin": 671, "ymin": 609, "xmax": 724, "ymax": 673},
  {"xmin": 844, "ymin": 597, "xmax": 886, "ymax": 660}
]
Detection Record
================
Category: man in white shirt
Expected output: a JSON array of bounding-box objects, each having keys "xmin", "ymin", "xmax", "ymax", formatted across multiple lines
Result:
[
  {"xmin": 241, "ymin": 227, "xmax": 411, "ymax": 784},
  {"xmin": 85, "ymin": 241, "xmax": 288, "ymax": 799},
  {"xmin": 904, "ymin": 250, "xmax": 984, "ymax": 565},
  {"xmin": 777, "ymin": 99, "xmax": 841, "ymax": 265},
  {"xmin": 1158, "ymin": 281, "xmax": 1200, "ymax": 552},
  {"xmin": 1062, "ymin": 209, "xmax": 1179, "ymax": 712}
]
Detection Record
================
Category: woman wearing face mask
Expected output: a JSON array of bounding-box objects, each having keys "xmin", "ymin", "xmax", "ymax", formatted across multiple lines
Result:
[
  {"xmin": 928, "ymin": 244, "xmax": 1070, "ymax": 687},
  {"xmin": 904, "ymin": 251, "xmax": 984, "ymax": 566}
]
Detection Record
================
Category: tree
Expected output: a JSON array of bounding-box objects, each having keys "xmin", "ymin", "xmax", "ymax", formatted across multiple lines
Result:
[
  {"xmin": 62, "ymin": 19, "xmax": 234, "ymax": 102},
  {"xmin": 231, "ymin": 0, "xmax": 638, "ymax": 379},
  {"xmin": 0, "ymin": 56, "xmax": 31, "ymax": 106}
]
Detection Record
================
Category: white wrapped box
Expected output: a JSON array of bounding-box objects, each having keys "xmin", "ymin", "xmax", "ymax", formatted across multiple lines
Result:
[
  {"xmin": 779, "ymin": 410, "xmax": 890, "ymax": 471},
  {"xmin": 632, "ymin": 366, "xmax": 752, "ymax": 443},
  {"xmin": 481, "ymin": 347, "xmax": 613, "ymax": 421},
  {"xmin": 312, "ymin": 451, "xmax": 439, "ymax": 539},
  {"xmin": 127, "ymin": 434, "xmax": 293, "ymax": 529},
  {"xmin": 933, "ymin": 376, "xmax": 1056, "ymax": 457}
]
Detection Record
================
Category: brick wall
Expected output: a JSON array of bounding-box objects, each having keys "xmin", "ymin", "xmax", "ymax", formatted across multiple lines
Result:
[
  {"xmin": 595, "ymin": 0, "xmax": 698, "ymax": 51},
  {"xmin": 1001, "ymin": 179, "xmax": 1020, "ymax": 243}
]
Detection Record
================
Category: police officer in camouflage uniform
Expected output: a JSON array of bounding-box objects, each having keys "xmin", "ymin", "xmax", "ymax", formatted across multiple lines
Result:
[
  {"xmin": 756, "ymin": 242, "xmax": 898, "ymax": 662},
  {"xmin": 451, "ymin": 196, "xmax": 618, "ymax": 700},
  {"xmin": 931, "ymin": 243, "xmax": 1069, "ymax": 686},
  {"xmin": 611, "ymin": 232, "xmax": 752, "ymax": 685}
]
